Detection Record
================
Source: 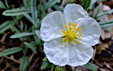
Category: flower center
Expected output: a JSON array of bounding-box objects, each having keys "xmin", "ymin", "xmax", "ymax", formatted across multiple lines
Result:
[{"xmin": 60, "ymin": 22, "xmax": 82, "ymax": 47}]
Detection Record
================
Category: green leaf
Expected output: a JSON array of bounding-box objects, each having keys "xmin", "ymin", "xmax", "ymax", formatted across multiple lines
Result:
[
  {"xmin": 2, "ymin": 8, "xmax": 31, "ymax": 16},
  {"xmin": 53, "ymin": 5, "xmax": 63, "ymax": 12},
  {"xmin": 83, "ymin": 0, "xmax": 91, "ymax": 11},
  {"xmin": 99, "ymin": 19, "xmax": 113, "ymax": 25},
  {"xmin": 5, "ymin": 0, "xmax": 9, "ymax": 8},
  {"xmin": 24, "ymin": 42, "xmax": 37, "ymax": 54},
  {"xmin": 21, "ymin": 45, "xmax": 28, "ymax": 55},
  {"xmin": 15, "ymin": 15, "xmax": 24, "ymax": 21},
  {"xmin": 25, "ymin": 25, "xmax": 27, "ymax": 32},
  {"xmin": 97, "ymin": 9, "xmax": 113, "ymax": 20},
  {"xmin": 31, "ymin": 0, "xmax": 37, "ymax": 24},
  {"xmin": 11, "ymin": 27, "xmax": 20, "ymax": 33},
  {"xmin": 44, "ymin": 0, "xmax": 57, "ymax": 10},
  {"xmin": 0, "ymin": 21, "xmax": 16, "ymax": 34},
  {"xmin": 84, "ymin": 62, "xmax": 97, "ymax": 71},
  {"xmin": 10, "ymin": 32, "xmax": 34, "ymax": 38},
  {"xmin": 0, "ymin": 47, "xmax": 22, "ymax": 57},
  {"xmin": 0, "ymin": 1, "xmax": 6, "ymax": 9},
  {"xmin": 51, "ymin": 64, "xmax": 55, "ymax": 71},
  {"xmin": 101, "ymin": 24, "xmax": 113, "ymax": 28},
  {"xmin": 94, "ymin": 3, "xmax": 102, "ymax": 19},
  {"xmin": 0, "ymin": 21, "xmax": 15, "ymax": 29},
  {"xmin": 19, "ymin": 56, "xmax": 28, "ymax": 71},
  {"xmin": 23, "ymin": 0, "xmax": 30, "ymax": 8},
  {"xmin": 35, "ymin": 30, "xmax": 41, "ymax": 39},
  {"xmin": 55, "ymin": 66, "xmax": 62, "ymax": 71},
  {"xmin": 96, "ymin": 0, "xmax": 105, "ymax": 2},
  {"xmin": 20, "ymin": 21, "xmax": 24, "ymax": 31},
  {"xmin": 23, "ymin": 13, "xmax": 36, "ymax": 26},
  {"xmin": 99, "ymin": 20, "xmax": 113, "ymax": 28},
  {"xmin": 54, "ymin": 66, "xmax": 65, "ymax": 71},
  {"xmin": 30, "ymin": 41, "xmax": 38, "ymax": 46},
  {"xmin": 55, "ymin": 0, "xmax": 61, "ymax": 3},
  {"xmin": 38, "ymin": 2, "xmax": 45, "ymax": 18},
  {"xmin": 41, "ymin": 61, "xmax": 49, "ymax": 70},
  {"xmin": 102, "ymin": 27, "xmax": 111, "ymax": 31}
]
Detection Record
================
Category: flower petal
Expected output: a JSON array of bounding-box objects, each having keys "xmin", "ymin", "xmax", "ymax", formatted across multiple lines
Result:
[
  {"xmin": 40, "ymin": 11, "xmax": 65, "ymax": 41},
  {"xmin": 44, "ymin": 38, "xmax": 69, "ymax": 66},
  {"xmin": 63, "ymin": 4, "xmax": 89, "ymax": 24},
  {"xmin": 68, "ymin": 42, "xmax": 94, "ymax": 66},
  {"xmin": 75, "ymin": 17, "xmax": 101, "ymax": 46}
]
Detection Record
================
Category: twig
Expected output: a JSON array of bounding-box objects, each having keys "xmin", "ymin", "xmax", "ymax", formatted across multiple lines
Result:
[
  {"xmin": 104, "ymin": 62, "xmax": 113, "ymax": 71},
  {"xmin": 4, "ymin": 56, "xmax": 20, "ymax": 64},
  {"xmin": 92, "ymin": 59, "xmax": 103, "ymax": 68},
  {"xmin": 61, "ymin": 0, "xmax": 66, "ymax": 7},
  {"xmin": 1, "ymin": 33, "xmax": 8, "ymax": 42},
  {"xmin": 0, "ymin": 40, "xmax": 13, "ymax": 46},
  {"xmin": 29, "ymin": 53, "xmax": 34, "ymax": 62},
  {"xmin": 28, "ymin": 57, "xmax": 39, "ymax": 71}
]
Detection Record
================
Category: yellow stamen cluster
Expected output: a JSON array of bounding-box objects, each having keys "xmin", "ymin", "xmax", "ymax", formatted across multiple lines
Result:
[{"xmin": 60, "ymin": 22, "xmax": 82, "ymax": 47}]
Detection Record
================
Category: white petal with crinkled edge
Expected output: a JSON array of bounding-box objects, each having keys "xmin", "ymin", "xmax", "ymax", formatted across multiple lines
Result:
[
  {"xmin": 74, "ymin": 17, "xmax": 101, "ymax": 46},
  {"xmin": 63, "ymin": 4, "xmax": 89, "ymax": 24},
  {"xmin": 44, "ymin": 38, "xmax": 69, "ymax": 66},
  {"xmin": 40, "ymin": 11, "xmax": 65, "ymax": 41},
  {"xmin": 68, "ymin": 42, "xmax": 93, "ymax": 66}
]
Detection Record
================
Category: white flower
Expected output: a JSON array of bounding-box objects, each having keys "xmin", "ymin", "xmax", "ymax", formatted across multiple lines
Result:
[{"xmin": 40, "ymin": 4, "xmax": 101, "ymax": 66}]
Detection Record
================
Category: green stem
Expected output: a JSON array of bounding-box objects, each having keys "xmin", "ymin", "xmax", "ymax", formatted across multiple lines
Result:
[
  {"xmin": 51, "ymin": 64, "xmax": 55, "ymax": 71},
  {"xmin": 74, "ymin": 67, "xmax": 77, "ymax": 71}
]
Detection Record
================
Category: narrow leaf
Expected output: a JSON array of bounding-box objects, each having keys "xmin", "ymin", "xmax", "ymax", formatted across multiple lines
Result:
[
  {"xmin": 0, "ymin": 1, "xmax": 6, "ymax": 9},
  {"xmin": 20, "ymin": 21, "xmax": 24, "ymax": 31},
  {"xmin": 97, "ymin": 0, "xmax": 105, "ymax": 2},
  {"xmin": 84, "ymin": 62, "xmax": 97, "ymax": 71},
  {"xmin": 102, "ymin": 27, "xmax": 111, "ymax": 31},
  {"xmin": 0, "ymin": 21, "xmax": 16, "ymax": 34},
  {"xmin": 44, "ymin": 0, "xmax": 57, "ymax": 10},
  {"xmin": 11, "ymin": 27, "xmax": 20, "ymax": 33},
  {"xmin": 35, "ymin": 30, "xmax": 41, "ymax": 39},
  {"xmin": 55, "ymin": 0, "xmax": 61, "ymax": 3},
  {"xmin": 99, "ymin": 19, "xmax": 113, "ymax": 25},
  {"xmin": 51, "ymin": 64, "xmax": 55, "ymax": 71},
  {"xmin": 99, "ymin": 20, "xmax": 113, "ymax": 28},
  {"xmin": 19, "ymin": 56, "xmax": 28, "ymax": 71},
  {"xmin": 55, "ymin": 66, "xmax": 60, "ymax": 71},
  {"xmin": 101, "ymin": 24, "xmax": 113, "ymax": 28},
  {"xmin": 0, "ymin": 21, "xmax": 14, "ymax": 29},
  {"xmin": 41, "ymin": 61, "xmax": 48, "ymax": 70},
  {"xmin": 38, "ymin": 3, "xmax": 45, "ymax": 18},
  {"xmin": 23, "ymin": 13, "xmax": 36, "ymax": 26},
  {"xmin": 97, "ymin": 9, "xmax": 113, "ymax": 20},
  {"xmin": 23, "ymin": 0, "xmax": 30, "ymax": 8},
  {"xmin": 10, "ymin": 32, "xmax": 34, "ymax": 38},
  {"xmin": 53, "ymin": 5, "xmax": 63, "ymax": 12},
  {"xmin": 16, "ymin": 15, "xmax": 24, "ymax": 21},
  {"xmin": 24, "ymin": 42, "xmax": 37, "ymax": 54},
  {"xmin": 31, "ymin": 0, "xmax": 37, "ymax": 24},
  {"xmin": 2, "ymin": 8, "xmax": 31, "ymax": 16},
  {"xmin": 94, "ymin": 3, "xmax": 102, "ymax": 19},
  {"xmin": 0, "ymin": 47, "xmax": 22, "ymax": 57},
  {"xmin": 5, "ymin": 0, "xmax": 9, "ymax": 8},
  {"xmin": 83, "ymin": 0, "xmax": 91, "ymax": 11},
  {"xmin": 30, "ymin": 41, "xmax": 38, "ymax": 46}
]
